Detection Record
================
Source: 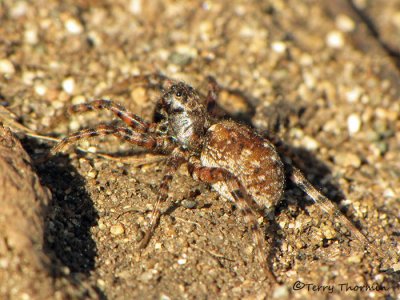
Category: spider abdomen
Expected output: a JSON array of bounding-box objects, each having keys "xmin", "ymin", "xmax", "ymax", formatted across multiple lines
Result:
[{"xmin": 200, "ymin": 120, "xmax": 285, "ymax": 209}]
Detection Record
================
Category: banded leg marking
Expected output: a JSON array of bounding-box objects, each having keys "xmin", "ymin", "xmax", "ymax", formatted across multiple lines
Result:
[
  {"xmin": 188, "ymin": 161, "xmax": 276, "ymax": 282},
  {"xmin": 289, "ymin": 166, "xmax": 384, "ymax": 257},
  {"xmin": 139, "ymin": 149, "xmax": 188, "ymax": 249},
  {"xmin": 69, "ymin": 100, "xmax": 149, "ymax": 132},
  {"xmin": 51, "ymin": 124, "xmax": 177, "ymax": 155}
]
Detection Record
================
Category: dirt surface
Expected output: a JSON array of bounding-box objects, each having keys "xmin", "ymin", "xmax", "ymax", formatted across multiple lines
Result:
[{"xmin": 1, "ymin": 0, "xmax": 400, "ymax": 299}]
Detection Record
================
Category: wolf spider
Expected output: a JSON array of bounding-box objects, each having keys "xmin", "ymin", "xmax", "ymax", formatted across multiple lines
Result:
[{"xmin": 51, "ymin": 74, "xmax": 375, "ymax": 282}]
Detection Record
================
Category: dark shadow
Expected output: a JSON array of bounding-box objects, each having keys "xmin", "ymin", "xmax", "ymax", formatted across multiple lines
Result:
[
  {"xmin": 21, "ymin": 138, "xmax": 106, "ymax": 299},
  {"xmin": 347, "ymin": 0, "xmax": 400, "ymax": 69}
]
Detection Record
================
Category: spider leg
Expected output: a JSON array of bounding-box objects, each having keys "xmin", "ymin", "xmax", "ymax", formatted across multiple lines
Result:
[
  {"xmin": 290, "ymin": 166, "xmax": 374, "ymax": 249},
  {"xmin": 50, "ymin": 124, "xmax": 177, "ymax": 155},
  {"xmin": 69, "ymin": 100, "xmax": 150, "ymax": 132},
  {"xmin": 187, "ymin": 159, "xmax": 277, "ymax": 283},
  {"xmin": 139, "ymin": 148, "xmax": 188, "ymax": 249},
  {"xmin": 205, "ymin": 76, "xmax": 219, "ymax": 113},
  {"xmin": 130, "ymin": 73, "xmax": 176, "ymax": 91},
  {"xmin": 204, "ymin": 76, "xmax": 228, "ymax": 119}
]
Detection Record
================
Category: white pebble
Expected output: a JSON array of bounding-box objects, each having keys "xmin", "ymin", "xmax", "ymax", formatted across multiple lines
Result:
[
  {"xmin": 34, "ymin": 84, "xmax": 47, "ymax": 96},
  {"xmin": 336, "ymin": 14, "xmax": 355, "ymax": 32},
  {"xmin": 24, "ymin": 28, "xmax": 38, "ymax": 44},
  {"xmin": 97, "ymin": 279, "xmax": 106, "ymax": 287},
  {"xmin": 52, "ymin": 101, "xmax": 64, "ymax": 109},
  {"xmin": 177, "ymin": 258, "xmax": 187, "ymax": 265},
  {"xmin": 299, "ymin": 53, "xmax": 313, "ymax": 66},
  {"xmin": 69, "ymin": 120, "xmax": 80, "ymax": 131},
  {"xmin": 22, "ymin": 71, "xmax": 35, "ymax": 84},
  {"xmin": 393, "ymin": 263, "xmax": 400, "ymax": 272},
  {"xmin": 0, "ymin": 59, "xmax": 15, "ymax": 75},
  {"xmin": 272, "ymin": 285, "xmax": 289, "ymax": 298},
  {"xmin": 334, "ymin": 152, "xmax": 361, "ymax": 168},
  {"xmin": 62, "ymin": 77, "xmax": 76, "ymax": 95},
  {"xmin": 347, "ymin": 113, "xmax": 361, "ymax": 135},
  {"xmin": 271, "ymin": 41, "xmax": 287, "ymax": 54},
  {"xmin": 110, "ymin": 223, "xmax": 125, "ymax": 236},
  {"xmin": 71, "ymin": 95, "xmax": 86, "ymax": 105},
  {"xmin": 11, "ymin": 1, "xmax": 28, "ymax": 18},
  {"xmin": 326, "ymin": 30, "xmax": 345, "ymax": 48},
  {"xmin": 383, "ymin": 188, "xmax": 395, "ymax": 198},
  {"xmin": 129, "ymin": 0, "xmax": 142, "ymax": 14},
  {"xmin": 392, "ymin": 11, "xmax": 400, "ymax": 29},
  {"xmin": 302, "ymin": 135, "xmax": 319, "ymax": 151},
  {"xmin": 65, "ymin": 18, "xmax": 83, "ymax": 34},
  {"xmin": 98, "ymin": 221, "xmax": 106, "ymax": 230},
  {"xmin": 345, "ymin": 87, "xmax": 363, "ymax": 103},
  {"xmin": 87, "ymin": 146, "xmax": 97, "ymax": 153}
]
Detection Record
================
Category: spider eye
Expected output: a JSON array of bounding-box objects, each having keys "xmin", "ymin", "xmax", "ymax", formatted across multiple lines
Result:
[{"xmin": 175, "ymin": 91, "xmax": 182, "ymax": 97}]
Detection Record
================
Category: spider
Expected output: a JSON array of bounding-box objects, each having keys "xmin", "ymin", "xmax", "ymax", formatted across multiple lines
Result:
[{"xmin": 50, "ymin": 74, "xmax": 376, "ymax": 283}]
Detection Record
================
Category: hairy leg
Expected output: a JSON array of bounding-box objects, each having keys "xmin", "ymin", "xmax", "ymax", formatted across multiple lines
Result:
[
  {"xmin": 289, "ymin": 165, "xmax": 385, "ymax": 258},
  {"xmin": 69, "ymin": 100, "xmax": 150, "ymax": 132},
  {"xmin": 139, "ymin": 148, "xmax": 188, "ymax": 249},
  {"xmin": 187, "ymin": 159, "xmax": 276, "ymax": 283},
  {"xmin": 51, "ymin": 124, "xmax": 177, "ymax": 155}
]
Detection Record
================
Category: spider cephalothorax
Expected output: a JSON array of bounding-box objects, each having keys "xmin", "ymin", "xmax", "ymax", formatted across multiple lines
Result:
[
  {"xmin": 158, "ymin": 82, "xmax": 210, "ymax": 152},
  {"xmin": 51, "ymin": 74, "xmax": 378, "ymax": 283}
]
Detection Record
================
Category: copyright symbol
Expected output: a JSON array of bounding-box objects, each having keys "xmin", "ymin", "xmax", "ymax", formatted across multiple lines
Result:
[{"xmin": 293, "ymin": 280, "xmax": 305, "ymax": 291}]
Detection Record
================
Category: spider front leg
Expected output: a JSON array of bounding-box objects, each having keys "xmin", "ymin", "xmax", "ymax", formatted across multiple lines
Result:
[
  {"xmin": 51, "ymin": 124, "xmax": 177, "ymax": 155},
  {"xmin": 187, "ymin": 159, "xmax": 277, "ymax": 283},
  {"xmin": 139, "ymin": 148, "xmax": 188, "ymax": 249},
  {"xmin": 69, "ymin": 100, "xmax": 151, "ymax": 132}
]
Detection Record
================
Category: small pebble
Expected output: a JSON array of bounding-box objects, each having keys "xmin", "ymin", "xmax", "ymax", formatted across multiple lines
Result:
[
  {"xmin": 0, "ymin": 59, "xmax": 15, "ymax": 75},
  {"xmin": 11, "ymin": 1, "xmax": 28, "ymax": 18},
  {"xmin": 336, "ymin": 14, "xmax": 355, "ymax": 32},
  {"xmin": 71, "ymin": 95, "xmax": 86, "ymax": 105},
  {"xmin": 347, "ymin": 113, "xmax": 362, "ymax": 135},
  {"xmin": 392, "ymin": 11, "xmax": 400, "ymax": 28},
  {"xmin": 347, "ymin": 254, "xmax": 363, "ymax": 264},
  {"xmin": 129, "ymin": 0, "xmax": 142, "ymax": 14},
  {"xmin": 138, "ymin": 270, "xmax": 153, "ymax": 283},
  {"xmin": 69, "ymin": 120, "xmax": 81, "ymax": 131},
  {"xmin": 64, "ymin": 18, "xmax": 83, "ymax": 34},
  {"xmin": 181, "ymin": 199, "xmax": 197, "ymax": 209},
  {"xmin": 244, "ymin": 245, "xmax": 254, "ymax": 255},
  {"xmin": 326, "ymin": 30, "xmax": 344, "ymax": 48},
  {"xmin": 98, "ymin": 221, "xmax": 106, "ymax": 230},
  {"xmin": 110, "ymin": 223, "xmax": 125, "ymax": 236},
  {"xmin": 392, "ymin": 263, "xmax": 400, "ymax": 272},
  {"xmin": 302, "ymin": 135, "xmax": 319, "ymax": 151},
  {"xmin": 272, "ymin": 285, "xmax": 289, "ymax": 298},
  {"xmin": 97, "ymin": 279, "xmax": 106, "ymax": 287},
  {"xmin": 0, "ymin": 258, "xmax": 9, "ymax": 269},
  {"xmin": 62, "ymin": 77, "xmax": 76, "ymax": 95},
  {"xmin": 345, "ymin": 87, "xmax": 362, "ymax": 103},
  {"xmin": 383, "ymin": 188, "xmax": 395, "ymax": 198},
  {"xmin": 177, "ymin": 258, "xmax": 187, "ymax": 265},
  {"xmin": 24, "ymin": 28, "xmax": 38, "ymax": 44},
  {"xmin": 321, "ymin": 224, "xmax": 336, "ymax": 239},
  {"xmin": 87, "ymin": 170, "xmax": 98, "ymax": 179},
  {"xmin": 334, "ymin": 152, "xmax": 361, "ymax": 168},
  {"xmin": 34, "ymin": 84, "xmax": 47, "ymax": 96},
  {"xmin": 271, "ymin": 41, "xmax": 287, "ymax": 54}
]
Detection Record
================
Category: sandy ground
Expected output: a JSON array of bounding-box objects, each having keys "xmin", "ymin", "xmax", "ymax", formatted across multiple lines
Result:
[{"xmin": 0, "ymin": 0, "xmax": 399, "ymax": 299}]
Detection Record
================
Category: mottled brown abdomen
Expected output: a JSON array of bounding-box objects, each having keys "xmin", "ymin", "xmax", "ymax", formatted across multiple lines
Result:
[{"xmin": 200, "ymin": 120, "xmax": 285, "ymax": 209}]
